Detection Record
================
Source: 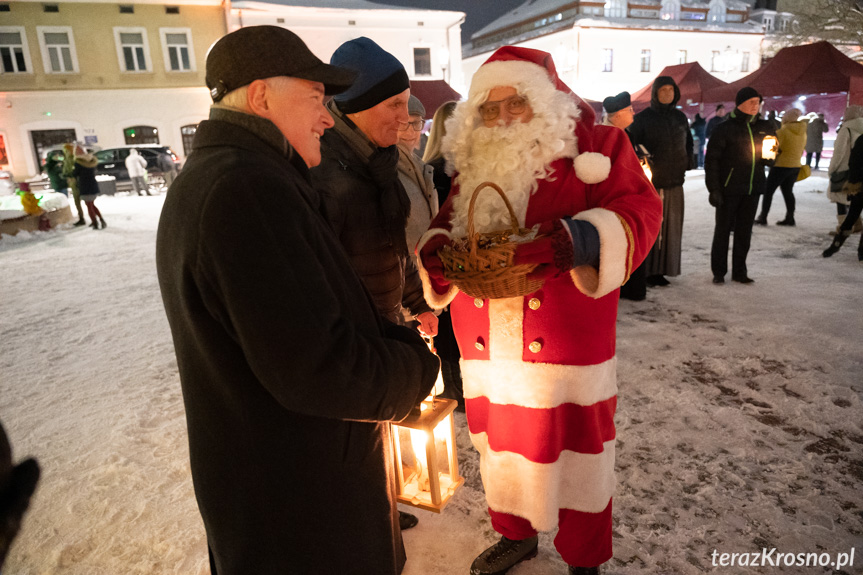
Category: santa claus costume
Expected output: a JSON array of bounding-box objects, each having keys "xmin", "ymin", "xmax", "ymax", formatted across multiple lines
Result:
[{"xmin": 417, "ymin": 47, "xmax": 662, "ymax": 572}]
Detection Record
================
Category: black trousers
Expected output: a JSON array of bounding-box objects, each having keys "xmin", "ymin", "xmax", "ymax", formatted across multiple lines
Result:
[
  {"xmin": 711, "ymin": 194, "xmax": 760, "ymax": 279},
  {"xmin": 839, "ymin": 190, "xmax": 863, "ymax": 256},
  {"xmin": 759, "ymin": 166, "xmax": 799, "ymax": 220},
  {"xmin": 806, "ymin": 151, "xmax": 822, "ymax": 169}
]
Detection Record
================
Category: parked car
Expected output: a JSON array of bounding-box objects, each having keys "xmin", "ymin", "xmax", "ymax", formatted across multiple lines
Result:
[{"xmin": 94, "ymin": 145, "xmax": 181, "ymax": 182}]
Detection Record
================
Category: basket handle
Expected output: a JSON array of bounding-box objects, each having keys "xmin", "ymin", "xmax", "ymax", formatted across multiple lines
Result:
[{"xmin": 467, "ymin": 182, "xmax": 521, "ymax": 254}]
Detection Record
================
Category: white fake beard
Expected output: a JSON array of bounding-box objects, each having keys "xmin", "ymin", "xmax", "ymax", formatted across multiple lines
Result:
[{"xmin": 449, "ymin": 118, "xmax": 573, "ymax": 237}]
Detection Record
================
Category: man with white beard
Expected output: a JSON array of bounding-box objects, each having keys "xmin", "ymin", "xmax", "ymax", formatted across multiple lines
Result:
[{"xmin": 417, "ymin": 47, "xmax": 662, "ymax": 575}]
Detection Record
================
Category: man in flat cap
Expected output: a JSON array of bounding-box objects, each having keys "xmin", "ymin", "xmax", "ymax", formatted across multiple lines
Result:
[
  {"xmin": 156, "ymin": 26, "xmax": 438, "ymax": 575},
  {"xmin": 601, "ymin": 91, "xmax": 634, "ymax": 131}
]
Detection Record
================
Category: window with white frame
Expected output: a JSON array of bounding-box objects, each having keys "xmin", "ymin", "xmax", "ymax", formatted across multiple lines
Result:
[
  {"xmin": 37, "ymin": 26, "xmax": 78, "ymax": 73},
  {"xmin": 413, "ymin": 47, "xmax": 431, "ymax": 76},
  {"xmin": 762, "ymin": 15, "xmax": 773, "ymax": 31},
  {"xmin": 678, "ymin": 49, "xmax": 687, "ymax": 64},
  {"xmin": 114, "ymin": 27, "xmax": 150, "ymax": 72},
  {"xmin": 660, "ymin": 0, "xmax": 680, "ymax": 20},
  {"xmin": 640, "ymin": 49, "xmax": 651, "ymax": 72},
  {"xmin": 741, "ymin": 51, "xmax": 750, "ymax": 72},
  {"xmin": 160, "ymin": 28, "xmax": 194, "ymax": 72},
  {"xmin": 707, "ymin": 0, "xmax": 726, "ymax": 23},
  {"xmin": 0, "ymin": 27, "xmax": 32, "ymax": 73},
  {"xmin": 601, "ymin": 49, "xmax": 613, "ymax": 72},
  {"xmin": 604, "ymin": 0, "xmax": 626, "ymax": 18}
]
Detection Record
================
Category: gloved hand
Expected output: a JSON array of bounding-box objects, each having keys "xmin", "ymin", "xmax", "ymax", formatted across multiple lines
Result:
[
  {"xmin": 418, "ymin": 233, "xmax": 453, "ymax": 293},
  {"xmin": 513, "ymin": 219, "xmax": 574, "ymax": 281},
  {"xmin": 708, "ymin": 191, "xmax": 724, "ymax": 208}
]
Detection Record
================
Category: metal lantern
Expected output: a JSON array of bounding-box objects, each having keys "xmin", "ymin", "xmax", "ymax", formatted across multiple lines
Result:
[
  {"xmin": 762, "ymin": 135, "xmax": 778, "ymax": 160},
  {"xmin": 392, "ymin": 396, "xmax": 464, "ymax": 512}
]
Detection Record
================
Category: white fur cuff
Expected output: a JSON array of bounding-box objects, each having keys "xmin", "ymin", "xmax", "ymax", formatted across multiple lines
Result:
[{"xmin": 416, "ymin": 228, "xmax": 459, "ymax": 309}]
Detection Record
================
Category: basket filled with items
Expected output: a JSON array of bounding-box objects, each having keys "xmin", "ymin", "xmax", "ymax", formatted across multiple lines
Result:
[{"xmin": 438, "ymin": 182, "xmax": 547, "ymax": 299}]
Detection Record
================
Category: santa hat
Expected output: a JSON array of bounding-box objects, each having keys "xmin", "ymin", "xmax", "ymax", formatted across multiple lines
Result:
[{"xmin": 469, "ymin": 46, "xmax": 609, "ymax": 184}]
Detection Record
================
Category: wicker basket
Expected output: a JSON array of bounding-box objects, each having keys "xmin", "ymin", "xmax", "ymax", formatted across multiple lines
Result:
[{"xmin": 439, "ymin": 182, "xmax": 545, "ymax": 299}]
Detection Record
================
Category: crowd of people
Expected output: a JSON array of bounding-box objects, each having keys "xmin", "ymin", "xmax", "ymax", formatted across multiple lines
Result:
[
  {"xmin": 5, "ymin": 23, "xmax": 860, "ymax": 575},
  {"xmin": 598, "ymin": 84, "xmax": 863, "ymax": 290}
]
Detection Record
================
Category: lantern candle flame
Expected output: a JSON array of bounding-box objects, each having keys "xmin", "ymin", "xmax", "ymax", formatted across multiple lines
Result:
[{"xmin": 762, "ymin": 135, "xmax": 778, "ymax": 160}]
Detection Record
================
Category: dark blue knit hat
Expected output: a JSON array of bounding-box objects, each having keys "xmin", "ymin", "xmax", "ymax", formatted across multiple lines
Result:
[{"xmin": 330, "ymin": 37, "xmax": 409, "ymax": 114}]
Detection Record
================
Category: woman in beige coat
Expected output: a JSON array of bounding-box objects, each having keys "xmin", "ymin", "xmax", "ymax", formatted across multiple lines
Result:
[{"xmin": 755, "ymin": 108, "xmax": 807, "ymax": 226}]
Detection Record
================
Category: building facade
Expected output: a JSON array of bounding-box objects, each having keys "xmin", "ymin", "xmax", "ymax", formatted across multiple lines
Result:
[
  {"xmin": 0, "ymin": 0, "xmax": 226, "ymax": 179},
  {"xmin": 0, "ymin": 0, "xmax": 465, "ymax": 181},
  {"xmin": 462, "ymin": 0, "xmax": 764, "ymax": 103}
]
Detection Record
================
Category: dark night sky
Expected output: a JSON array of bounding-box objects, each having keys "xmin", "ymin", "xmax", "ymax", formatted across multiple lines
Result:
[{"xmin": 374, "ymin": 0, "xmax": 529, "ymax": 44}]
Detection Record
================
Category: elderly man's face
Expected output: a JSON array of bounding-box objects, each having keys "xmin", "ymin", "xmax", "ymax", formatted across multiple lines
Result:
[
  {"xmin": 257, "ymin": 77, "xmax": 333, "ymax": 168},
  {"xmin": 610, "ymin": 106, "xmax": 634, "ymax": 130},
  {"xmin": 480, "ymin": 86, "xmax": 534, "ymax": 128},
  {"xmin": 397, "ymin": 114, "xmax": 423, "ymax": 153},
  {"xmin": 349, "ymin": 89, "xmax": 411, "ymax": 148},
  {"xmin": 657, "ymin": 84, "xmax": 675, "ymax": 105},
  {"xmin": 738, "ymin": 97, "xmax": 761, "ymax": 116}
]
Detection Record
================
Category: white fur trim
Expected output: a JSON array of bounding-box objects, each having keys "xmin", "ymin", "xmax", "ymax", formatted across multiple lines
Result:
[
  {"xmin": 571, "ymin": 208, "xmax": 628, "ymax": 298},
  {"xmin": 469, "ymin": 60, "xmax": 554, "ymax": 101},
  {"xmin": 473, "ymin": 434, "xmax": 616, "ymax": 529},
  {"xmin": 488, "ymin": 298, "xmax": 523, "ymax": 362},
  {"xmin": 573, "ymin": 152, "xmax": 611, "ymax": 184},
  {"xmin": 416, "ymin": 228, "xmax": 459, "ymax": 309},
  {"xmin": 461, "ymin": 357, "xmax": 618, "ymax": 409}
]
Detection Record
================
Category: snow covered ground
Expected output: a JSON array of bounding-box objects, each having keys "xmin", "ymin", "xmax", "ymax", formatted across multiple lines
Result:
[{"xmin": 1, "ymin": 172, "xmax": 861, "ymax": 574}]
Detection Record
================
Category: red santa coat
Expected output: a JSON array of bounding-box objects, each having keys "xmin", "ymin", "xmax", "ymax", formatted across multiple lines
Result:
[{"xmin": 418, "ymin": 121, "xmax": 661, "ymax": 533}]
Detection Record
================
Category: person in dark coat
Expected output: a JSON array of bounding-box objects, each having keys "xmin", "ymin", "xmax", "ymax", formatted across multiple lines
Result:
[
  {"xmin": 421, "ymin": 100, "xmax": 463, "ymax": 408},
  {"xmin": 805, "ymin": 113, "xmax": 828, "ymax": 169},
  {"xmin": 628, "ymin": 76, "xmax": 693, "ymax": 288},
  {"xmin": 310, "ymin": 39, "xmax": 439, "ymax": 531},
  {"xmin": 72, "ymin": 146, "xmax": 106, "ymax": 229},
  {"xmin": 705, "ymin": 104, "xmax": 727, "ymax": 140},
  {"xmin": 705, "ymin": 87, "xmax": 775, "ymax": 284},
  {"xmin": 691, "ymin": 113, "xmax": 706, "ymax": 168},
  {"xmin": 0, "ymin": 420, "xmax": 40, "ymax": 571},
  {"xmin": 155, "ymin": 26, "xmax": 439, "ymax": 575}
]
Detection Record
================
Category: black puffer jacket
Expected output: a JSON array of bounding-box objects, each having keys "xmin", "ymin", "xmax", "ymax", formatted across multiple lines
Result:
[
  {"xmin": 313, "ymin": 105, "xmax": 432, "ymax": 324},
  {"xmin": 705, "ymin": 108, "xmax": 776, "ymax": 197},
  {"xmin": 628, "ymin": 77, "xmax": 694, "ymax": 189}
]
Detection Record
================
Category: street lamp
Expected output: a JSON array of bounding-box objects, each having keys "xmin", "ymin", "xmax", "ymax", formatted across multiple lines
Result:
[{"xmin": 438, "ymin": 46, "xmax": 450, "ymax": 83}]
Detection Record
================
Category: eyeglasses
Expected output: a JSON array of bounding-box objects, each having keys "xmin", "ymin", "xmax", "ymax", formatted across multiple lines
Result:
[
  {"xmin": 398, "ymin": 119, "xmax": 424, "ymax": 132},
  {"xmin": 479, "ymin": 95, "xmax": 528, "ymax": 121}
]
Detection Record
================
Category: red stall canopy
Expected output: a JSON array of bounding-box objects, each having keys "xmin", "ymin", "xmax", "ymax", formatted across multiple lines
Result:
[
  {"xmin": 703, "ymin": 41, "xmax": 863, "ymax": 105},
  {"xmin": 631, "ymin": 62, "xmax": 728, "ymax": 113},
  {"xmin": 409, "ymin": 80, "xmax": 462, "ymax": 118}
]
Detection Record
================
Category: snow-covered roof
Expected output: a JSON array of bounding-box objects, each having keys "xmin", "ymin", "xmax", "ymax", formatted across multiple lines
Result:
[{"xmin": 472, "ymin": 0, "xmax": 575, "ymax": 39}]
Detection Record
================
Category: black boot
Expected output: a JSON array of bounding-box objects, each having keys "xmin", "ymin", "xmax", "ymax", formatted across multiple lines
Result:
[
  {"xmin": 569, "ymin": 566, "xmax": 601, "ymax": 575},
  {"xmin": 822, "ymin": 233, "xmax": 848, "ymax": 258},
  {"xmin": 754, "ymin": 214, "xmax": 767, "ymax": 225},
  {"xmin": 99, "ymin": 217, "xmax": 107, "ymax": 229},
  {"xmin": 73, "ymin": 218, "xmax": 86, "ymax": 226},
  {"xmin": 470, "ymin": 535, "xmax": 538, "ymax": 575},
  {"xmin": 398, "ymin": 511, "xmax": 418, "ymax": 530},
  {"xmin": 90, "ymin": 220, "xmax": 100, "ymax": 230},
  {"xmin": 776, "ymin": 216, "xmax": 795, "ymax": 226}
]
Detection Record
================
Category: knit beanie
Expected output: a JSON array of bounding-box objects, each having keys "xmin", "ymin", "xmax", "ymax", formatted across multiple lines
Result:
[
  {"xmin": 735, "ymin": 86, "xmax": 762, "ymax": 107},
  {"xmin": 331, "ymin": 37, "xmax": 410, "ymax": 114}
]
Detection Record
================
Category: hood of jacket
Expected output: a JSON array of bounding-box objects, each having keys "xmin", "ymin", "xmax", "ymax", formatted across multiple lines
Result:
[
  {"xmin": 840, "ymin": 117, "xmax": 863, "ymax": 137},
  {"xmin": 651, "ymin": 76, "xmax": 680, "ymax": 111},
  {"xmin": 781, "ymin": 121, "xmax": 807, "ymax": 137}
]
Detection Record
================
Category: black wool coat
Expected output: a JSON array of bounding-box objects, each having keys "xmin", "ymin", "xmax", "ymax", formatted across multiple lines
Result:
[
  {"xmin": 705, "ymin": 109, "xmax": 776, "ymax": 197},
  {"xmin": 628, "ymin": 81, "xmax": 694, "ymax": 189},
  {"xmin": 156, "ymin": 113, "xmax": 438, "ymax": 575}
]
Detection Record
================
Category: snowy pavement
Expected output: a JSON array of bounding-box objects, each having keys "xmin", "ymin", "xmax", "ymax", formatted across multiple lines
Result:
[{"xmin": 0, "ymin": 172, "xmax": 860, "ymax": 574}]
